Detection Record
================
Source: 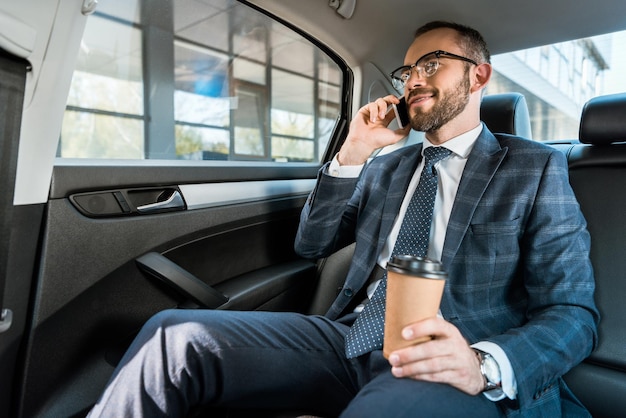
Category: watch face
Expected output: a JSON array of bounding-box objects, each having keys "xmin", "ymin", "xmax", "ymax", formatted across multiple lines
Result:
[{"xmin": 482, "ymin": 354, "xmax": 501, "ymax": 385}]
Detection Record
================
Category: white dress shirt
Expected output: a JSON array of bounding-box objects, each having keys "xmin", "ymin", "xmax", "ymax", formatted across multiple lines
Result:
[{"xmin": 328, "ymin": 124, "xmax": 517, "ymax": 401}]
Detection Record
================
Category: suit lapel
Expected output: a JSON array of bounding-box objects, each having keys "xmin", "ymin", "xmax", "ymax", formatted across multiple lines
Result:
[{"xmin": 441, "ymin": 129, "xmax": 508, "ymax": 267}]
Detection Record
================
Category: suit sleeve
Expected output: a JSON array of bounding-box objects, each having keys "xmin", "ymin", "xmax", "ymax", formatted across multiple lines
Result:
[{"xmin": 294, "ymin": 162, "xmax": 362, "ymax": 259}]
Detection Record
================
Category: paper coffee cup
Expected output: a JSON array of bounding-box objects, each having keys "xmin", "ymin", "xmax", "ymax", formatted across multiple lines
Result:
[{"xmin": 383, "ymin": 255, "xmax": 447, "ymax": 358}]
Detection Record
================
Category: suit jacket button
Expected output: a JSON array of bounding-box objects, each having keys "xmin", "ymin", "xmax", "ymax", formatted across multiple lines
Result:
[{"xmin": 343, "ymin": 288, "xmax": 353, "ymax": 297}]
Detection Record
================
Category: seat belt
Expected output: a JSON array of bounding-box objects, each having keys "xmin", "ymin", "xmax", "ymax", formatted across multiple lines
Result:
[{"xmin": 0, "ymin": 50, "xmax": 29, "ymax": 333}]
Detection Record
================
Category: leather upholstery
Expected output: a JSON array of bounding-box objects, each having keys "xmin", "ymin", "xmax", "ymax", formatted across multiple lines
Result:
[
  {"xmin": 579, "ymin": 92, "xmax": 626, "ymax": 144},
  {"xmin": 562, "ymin": 92, "xmax": 626, "ymax": 418},
  {"xmin": 481, "ymin": 92, "xmax": 532, "ymax": 139}
]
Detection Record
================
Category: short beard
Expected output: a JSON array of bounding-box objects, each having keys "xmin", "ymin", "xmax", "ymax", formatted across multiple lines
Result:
[{"xmin": 409, "ymin": 68, "xmax": 471, "ymax": 133}]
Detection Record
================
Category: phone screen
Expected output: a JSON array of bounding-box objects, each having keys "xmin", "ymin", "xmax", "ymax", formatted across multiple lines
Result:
[{"xmin": 392, "ymin": 97, "xmax": 410, "ymax": 128}]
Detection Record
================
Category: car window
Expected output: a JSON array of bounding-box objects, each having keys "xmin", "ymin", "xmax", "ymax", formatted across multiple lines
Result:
[
  {"xmin": 59, "ymin": 0, "xmax": 343, "ymax": 163},
  {"xmin": 489, "ymin": 30, "xmax": 626, "ymax": 141}
]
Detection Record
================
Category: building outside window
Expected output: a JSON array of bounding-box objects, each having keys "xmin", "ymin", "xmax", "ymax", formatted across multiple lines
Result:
[
  {"xmin": 490, "ymin": 31, "xmax": 619, "ymax": 141},
  {"xmin": 60, "ymin": 0, "xmax": 343, "ymax": 163}
]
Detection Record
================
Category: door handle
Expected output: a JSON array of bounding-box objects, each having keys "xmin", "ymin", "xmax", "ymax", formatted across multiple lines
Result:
[{"xmin": 136, "ymin": 189, "xmax": 185, "ymax": 214}]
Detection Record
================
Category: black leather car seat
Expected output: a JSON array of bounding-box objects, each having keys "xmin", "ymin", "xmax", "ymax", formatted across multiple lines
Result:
[
  {"xmin": 561, "ymin": 92, "xmax": 626, "ymax": 418},
  {"xmin": 480, "ymin": 92, "xmax": 532, "ymax": 139}
]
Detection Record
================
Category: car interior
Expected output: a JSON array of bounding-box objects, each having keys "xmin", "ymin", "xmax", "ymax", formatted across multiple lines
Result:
[{"xmin": 1, "ymin": 0, "xmax": 625, "ymax": 417}]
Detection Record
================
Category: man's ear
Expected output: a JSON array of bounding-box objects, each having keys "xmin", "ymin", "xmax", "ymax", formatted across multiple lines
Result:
[{"xmin": 471, "ymin": 63, "xmax": 492, "ymax": 93}]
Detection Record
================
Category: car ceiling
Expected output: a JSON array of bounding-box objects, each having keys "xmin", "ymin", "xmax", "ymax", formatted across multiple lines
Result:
[{"xmin": 250, "ymin": 0, "xmax": 626, "ymax": 71}]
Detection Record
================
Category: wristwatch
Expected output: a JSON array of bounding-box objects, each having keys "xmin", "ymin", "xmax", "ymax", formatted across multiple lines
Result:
[{"xmin": 474, "ymin": 349, "xmax": 502, "ymax": 392}]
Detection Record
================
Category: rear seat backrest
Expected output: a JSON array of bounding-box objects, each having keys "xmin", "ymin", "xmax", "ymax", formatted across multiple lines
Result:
[
  {"xmin": 562, "ymin": 92, "xmax": 626, "ymax": 418},
  {"xmin": 480, "ymin": 92, "xmax": 532, "ymax": 138}
]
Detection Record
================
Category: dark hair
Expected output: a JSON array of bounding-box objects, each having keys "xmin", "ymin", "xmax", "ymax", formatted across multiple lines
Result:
[{"xmin": 414, "ymin": 21, "xmax": 491, "ymax": 64}]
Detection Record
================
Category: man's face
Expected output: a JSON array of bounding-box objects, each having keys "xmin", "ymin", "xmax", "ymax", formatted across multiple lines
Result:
[
  {"xmin": 402, "ymin": 29, "xmax": 473, "ymax": 133},
  {"xmin": 407, "ymin": 66, "xmax": 471, "ymax": 132}
]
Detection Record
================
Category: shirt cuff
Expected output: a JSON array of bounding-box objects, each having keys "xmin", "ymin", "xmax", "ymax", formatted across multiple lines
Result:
[
  {"xmin": 327, "ymin": 153, "xmax": 364, "ymax": 178},
  {"xmin": 471, "ymin": 341, "xmax": 517, "ymax": 401}
]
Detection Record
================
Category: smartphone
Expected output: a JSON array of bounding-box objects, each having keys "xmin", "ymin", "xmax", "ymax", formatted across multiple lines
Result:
[{"xmin": 392, "ymin": 96, "xmax": 410, "ymax": 128}]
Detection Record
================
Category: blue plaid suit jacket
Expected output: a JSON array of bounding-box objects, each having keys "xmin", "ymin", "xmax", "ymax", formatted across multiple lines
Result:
[{"xmin": 295, "ymin": 126, "xmax": 599, "ymax": 417}]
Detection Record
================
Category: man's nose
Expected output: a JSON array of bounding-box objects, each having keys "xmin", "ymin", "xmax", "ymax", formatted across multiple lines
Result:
[{"xmin": 406, "ymin": 67, "xmax": 426, "ymax": 88}]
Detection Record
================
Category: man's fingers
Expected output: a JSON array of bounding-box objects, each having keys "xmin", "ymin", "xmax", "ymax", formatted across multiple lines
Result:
[{"xmin": 364, "ymin": 96, "xmax": 401, "ymax": 123}]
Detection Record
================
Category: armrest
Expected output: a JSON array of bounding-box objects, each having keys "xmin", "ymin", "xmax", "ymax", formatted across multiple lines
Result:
[{"xmin": 136, "ymin": 252, "xmax": 229, "ymax": 309}]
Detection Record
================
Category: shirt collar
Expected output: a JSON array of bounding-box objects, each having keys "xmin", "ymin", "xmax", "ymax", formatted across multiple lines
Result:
[{"xmin": 422, "ymin": 123, "xmax": 483, "ymax": 159}]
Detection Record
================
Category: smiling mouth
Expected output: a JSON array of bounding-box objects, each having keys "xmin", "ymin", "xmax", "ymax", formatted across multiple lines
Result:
[
  {"xmin": 408, "ymin": 90, "xmax": 436, "ymax": 106},
  {"xmin": 408, "ymin": 94, "xmax": 435, "ymax": 110},
  {"xmin": 411, "ymin": 96, "xmax": 431, "ymax": 104}
]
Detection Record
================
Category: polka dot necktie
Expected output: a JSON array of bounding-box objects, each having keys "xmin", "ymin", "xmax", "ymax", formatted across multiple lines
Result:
[{"xmin": 345, "ymin": 146, "xmax": 452, "ymax": 358}]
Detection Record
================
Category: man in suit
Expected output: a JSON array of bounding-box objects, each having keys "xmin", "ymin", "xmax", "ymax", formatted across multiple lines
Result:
[{"xmin": 87, "ymin": 21, "xmax": 598, "ymax": 417}]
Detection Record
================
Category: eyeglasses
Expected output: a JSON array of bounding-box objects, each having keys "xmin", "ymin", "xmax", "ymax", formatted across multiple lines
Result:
[{"xmin": 390, "ymin": 50, "xmax": 478, "ymax": 91}]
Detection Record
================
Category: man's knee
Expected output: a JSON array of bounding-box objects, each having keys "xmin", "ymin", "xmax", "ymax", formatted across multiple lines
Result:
[{"xmin": 131, "ymin": 309, "xmax": 224, "ymax": 365}]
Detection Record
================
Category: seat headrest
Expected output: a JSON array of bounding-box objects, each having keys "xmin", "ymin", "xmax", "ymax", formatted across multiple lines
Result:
[
  {"xmin": 579, "ymin": 93, "xmax": 626, "ymax": 145},
  {"xmin": 480, "ymin": 92, "xmax": 532, "ymax": 139}
]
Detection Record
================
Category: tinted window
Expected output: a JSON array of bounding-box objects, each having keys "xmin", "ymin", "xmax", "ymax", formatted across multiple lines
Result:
[{"xmin": 60, "ymin": 0, "xmax": 343, "ymax": 163}]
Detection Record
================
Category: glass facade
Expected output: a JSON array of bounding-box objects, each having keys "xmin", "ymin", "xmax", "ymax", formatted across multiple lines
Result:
[
  {"xmin": 60, "ymin": 0, "xmax": 343, "ymax": 162},
  {"xmin": 489, "ymin": 31, "xmax": 623, "ymax": 141}
]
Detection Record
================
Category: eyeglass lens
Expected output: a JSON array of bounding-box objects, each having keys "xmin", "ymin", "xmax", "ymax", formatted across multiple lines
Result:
[{"xmin": 393, "ymin": 53, "xmax": 440, "ymax": 89}]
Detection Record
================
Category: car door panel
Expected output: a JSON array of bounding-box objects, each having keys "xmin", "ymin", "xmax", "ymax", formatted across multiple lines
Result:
[
  {"xmin": 17, "ymin": 165, "xmax": 319, "ymax": 418},
  {"xmin": 3, "ymin": 0, "xmax": 353, "ymax": 415}
]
